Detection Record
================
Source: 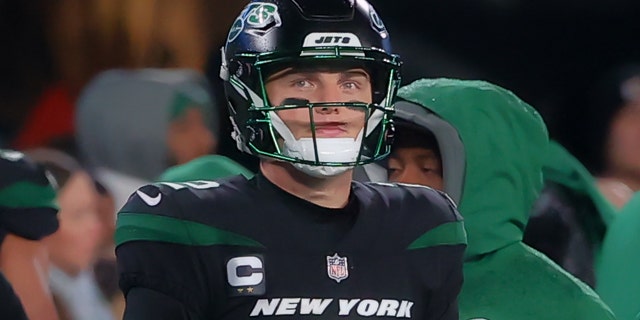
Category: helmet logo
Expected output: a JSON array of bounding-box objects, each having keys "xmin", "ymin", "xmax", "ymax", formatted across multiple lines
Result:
[
  {"xmin": 227, "ymin": 3, "xmax": 282, "ymax": 44},
  {"xmin": 246, "ymin": 4, "xmax": 280, "ymax": 28},
  {"xmin": 369, "ymin": 6, "xmax": 387, "ymax": 35},
  {"xmin": 227, "ymin": 19, "xmax": 244, "ymax": 44}
]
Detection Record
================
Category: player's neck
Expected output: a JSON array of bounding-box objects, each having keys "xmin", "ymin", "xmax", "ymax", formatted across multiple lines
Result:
[{"xmin": 260, "ymin": 161, "xmax": 352, "ymax": 209}]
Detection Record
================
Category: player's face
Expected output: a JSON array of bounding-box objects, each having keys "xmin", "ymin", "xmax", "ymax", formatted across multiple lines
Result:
[
  {"xmin": 387, "ymin": 147, "xmax": 444, "ymax": 190},
  {"xmin": 265, "ymin": 68, "xmax": 371, "ymax": 139}
]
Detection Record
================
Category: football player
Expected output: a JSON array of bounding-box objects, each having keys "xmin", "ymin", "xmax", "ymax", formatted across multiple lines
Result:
[
  {"xmin": 116, "ymin": 1, "xmax": 466, "ymax": 319},
  {"xmin": 0, "ymin": 149, "xmax": 59, "ymax": 320}
]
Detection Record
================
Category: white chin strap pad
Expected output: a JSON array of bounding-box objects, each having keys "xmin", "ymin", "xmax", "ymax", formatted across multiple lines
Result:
[{"xmin": 283, "ymin": 137, "xmax": 362, "ymax": 163}]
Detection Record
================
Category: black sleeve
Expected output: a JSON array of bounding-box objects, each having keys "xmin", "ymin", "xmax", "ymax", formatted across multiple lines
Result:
[
  {"xmin": 123, "ymin": 287, "xmax": 194, "ymax": 320},
  {"xmin": 0, "ymin": 207, "xmax": 59, "ymax": 242},
  {"xmin": 117, "ymin": 241, "xmax": 211, "ymax": 319},
  {"xmin": 116, "ymin": 185, "xmax": 213, "ymax": 319}
]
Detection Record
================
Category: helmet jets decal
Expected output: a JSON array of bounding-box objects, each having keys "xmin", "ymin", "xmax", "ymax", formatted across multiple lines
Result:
[{"xmin": 302, "ymin": 33, "xmax": 363, "ymax": 48}]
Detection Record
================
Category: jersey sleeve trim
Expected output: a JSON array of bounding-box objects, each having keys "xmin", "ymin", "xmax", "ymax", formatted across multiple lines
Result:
[
  {"xmin": 115, "ymin": 212, "xmax": 265, "ymax": 248},
  {"xmin": 0, "ymin": 181, "xmax": 58, "ymax": 209},
  {"xmin": 407, "ymin": 220, "xmax": 467, "ymax": 250}
]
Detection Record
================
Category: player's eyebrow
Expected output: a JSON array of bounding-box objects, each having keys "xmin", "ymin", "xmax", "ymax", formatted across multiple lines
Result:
[
  {"xmin": 266, "ymin": 68, "xmax": 301, "ymax": 82},
  {"xmin": 339, "ymin": 69, "xmax": 370, "ymax": 81}
]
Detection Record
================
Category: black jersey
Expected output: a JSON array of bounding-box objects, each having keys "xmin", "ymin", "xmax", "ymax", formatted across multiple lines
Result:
[{"xmin": 116, "ymin": 174, "xmax": 466, "ymax": 319}]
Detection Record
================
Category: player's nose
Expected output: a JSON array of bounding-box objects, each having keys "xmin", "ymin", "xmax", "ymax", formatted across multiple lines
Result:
[
  {"xmin": 314, "ymin": 105, "xmax": 340, "ymax": 115},
  {"xmin": 314, "ymin": 85, "xmax": 343, "ymax": 114}
]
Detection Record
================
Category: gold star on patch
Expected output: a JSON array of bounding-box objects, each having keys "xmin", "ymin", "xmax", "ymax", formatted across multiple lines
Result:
[
  {"xmin": 247, "ymin": 287, "xmax": 254, "ymax": 293},
  {"xmin": 237, "ymin": 288, "xmax": 244, "ymax": 293}
]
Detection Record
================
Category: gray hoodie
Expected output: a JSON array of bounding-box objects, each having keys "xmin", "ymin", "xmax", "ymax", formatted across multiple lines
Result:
[{"xmin": 75, "ymin": 68, "xmax": 218, "ymax": 181}]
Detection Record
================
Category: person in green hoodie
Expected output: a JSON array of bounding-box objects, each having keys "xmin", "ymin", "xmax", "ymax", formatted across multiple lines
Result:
[
  {"xmin": 596, "ymin": 192, "xmax": 640, "ymax": 320},
  {"xmin": 384, "ymin": 78, "xmax": 616, "ymax": 319}
]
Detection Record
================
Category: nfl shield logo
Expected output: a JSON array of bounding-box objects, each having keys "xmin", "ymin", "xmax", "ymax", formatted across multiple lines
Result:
[{"xmin": 326, "ymin": 253, "xmax": 349, "ymax": 283}]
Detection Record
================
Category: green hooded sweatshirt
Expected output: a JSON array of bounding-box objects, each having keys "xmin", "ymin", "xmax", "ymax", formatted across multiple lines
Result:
[
  {"xmin": 396, "ymin": 78, "xmax": 616, "ymax": 320},
  {"xmin": 597, "ymin": 192, "xmax": 640, "ymax": 320}
]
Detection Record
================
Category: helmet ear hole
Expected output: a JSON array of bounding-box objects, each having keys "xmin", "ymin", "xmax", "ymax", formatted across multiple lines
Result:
[
  {"xmin": 246, "ymin": 126, "xmax": 266, "ymax": 144},
  {"xmin": 373, "ymin": 91, "xmax": 385, "ymax": 104}
]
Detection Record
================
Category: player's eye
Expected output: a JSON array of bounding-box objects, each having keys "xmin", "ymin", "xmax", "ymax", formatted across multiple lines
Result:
[
  {"xmin": 341, "ymin": 81, "xmax": 361, "ymax": 91},
  {"xmin": 291, "ymin": 79, "xmax": 313, "ymax": 89}
]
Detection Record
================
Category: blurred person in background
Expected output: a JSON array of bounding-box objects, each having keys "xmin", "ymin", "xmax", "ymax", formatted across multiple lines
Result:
[
  {"xmin": 26, "ymin": 148, "xmax": 112, "ymax": 320},
  {"xmin": 384, "ymin": 78, "xmax": 615, "ymax": 319},
  {"xmin": 586, "ymin": 64, "xmax": 640, "ymax": 208},
  {"xmin": 75, "ymin": 68, "xmax": 218, "ymax": 209},
  {"xmin": 523, "ymin": 141, "xmax": 617, "ymax": 288},
  {"xmin": 0, "ymin": 149, "xmax": 60, "ymax": 320}
]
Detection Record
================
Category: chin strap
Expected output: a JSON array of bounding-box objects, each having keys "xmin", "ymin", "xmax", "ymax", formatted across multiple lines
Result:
[{"xmin": 269, "ymin": 111, "xmax": 363, "ymax": 178}]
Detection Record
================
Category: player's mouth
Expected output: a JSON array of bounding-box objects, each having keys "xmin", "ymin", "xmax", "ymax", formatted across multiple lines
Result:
[{"xmin": 314, "ymin": 122, "xmax": 348, "ymax": 137}]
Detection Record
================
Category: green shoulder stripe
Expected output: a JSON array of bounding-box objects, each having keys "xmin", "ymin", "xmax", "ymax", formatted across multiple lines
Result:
[
  {"xmin": 0, "ymin": 181, "xmax": 58, "ymax": 209},
  {"xmin": 407, "ymin": 220, "xmax": 467, "ymax": 250},
  {"xmin": 115, "ymin": 212, "xmax": 265, "ymax": 248}
]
